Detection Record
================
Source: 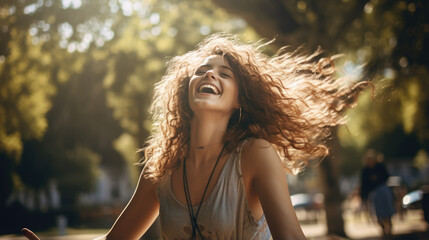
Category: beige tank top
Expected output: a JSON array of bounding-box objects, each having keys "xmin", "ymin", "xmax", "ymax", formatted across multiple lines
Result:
[{"xmin": 157, "ymin": 141, "xmax": 272, "ymax": 240}]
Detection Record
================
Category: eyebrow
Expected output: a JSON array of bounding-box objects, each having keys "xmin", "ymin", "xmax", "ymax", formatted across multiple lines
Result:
[{"xmin": 198, "ymin": 64, "xmax": 233, "ymax": 72}]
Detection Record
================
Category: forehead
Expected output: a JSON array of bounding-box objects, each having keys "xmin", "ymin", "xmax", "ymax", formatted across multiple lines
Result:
[{"xmin": 200, "ymin": 55, "xmax": 230, "ymax": 67}]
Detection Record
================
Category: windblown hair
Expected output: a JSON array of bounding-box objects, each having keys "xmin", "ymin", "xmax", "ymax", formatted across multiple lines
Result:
[{"xmin": 141, "ymin": 33, "xmax": 369, "ymax": 182}]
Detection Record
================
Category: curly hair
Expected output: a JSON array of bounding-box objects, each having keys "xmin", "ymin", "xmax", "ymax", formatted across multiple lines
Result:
[{"xmin": 140, "ymin": 33, "xmax": 370, "ymax": 181}]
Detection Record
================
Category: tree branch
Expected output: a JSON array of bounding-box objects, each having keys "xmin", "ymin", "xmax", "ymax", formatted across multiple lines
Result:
[
  {"xmin": 212, "ymin": 0, "xmax": 300, "ymax": 40},
  {"xmin": 333, "ymin": 0, "xmax": 371, "ymax": 43}
]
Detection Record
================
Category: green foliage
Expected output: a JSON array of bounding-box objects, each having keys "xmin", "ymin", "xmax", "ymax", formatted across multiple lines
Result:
[
  {"xmin": 1, "ymin": 0, "xmax": 253, "ymax": 210},
  {"xmin": 56, "ymin": 145, "xmax": 101, "ymax": 194},
  {"xmin": 210, "ymin": 1, "xmax": 429, "ymax": 179},
  {"xmin": 0, "ymin": 18, "xmax": 56, "ymax": 160},
  {"xmin": 336, "ymin": 0, "xmax": 429, "ymax": 165}
]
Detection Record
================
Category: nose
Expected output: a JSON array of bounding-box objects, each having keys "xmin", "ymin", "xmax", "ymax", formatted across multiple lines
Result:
[{"xmin": 204, "ymin": 70, "xmax": 216, "ymax": 80}]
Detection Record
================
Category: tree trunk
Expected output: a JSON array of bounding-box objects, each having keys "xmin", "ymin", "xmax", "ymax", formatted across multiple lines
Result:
[
  {"xmin": 213, "ymin": 0, "xmax": 304, "ymax": 48},
  {"xmin": 318, "ymin": 128, "xmax": 347, "ymax": 237}
]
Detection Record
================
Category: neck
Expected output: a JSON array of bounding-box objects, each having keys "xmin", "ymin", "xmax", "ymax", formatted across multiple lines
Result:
[{"xmin": 188, "ymin": 113, "xmax": 230, "ymax": 165}]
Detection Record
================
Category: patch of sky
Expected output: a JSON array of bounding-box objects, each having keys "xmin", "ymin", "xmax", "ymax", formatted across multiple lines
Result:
[
  {"xmin": 151, "ymin": 26, "xmax": 161, "ymax": 36},
  {"xmin": 342, "ymin": 61, "xmax": 363, "ymax": 84},
  {"xmin": 150, "ymin": 13, "xmax": 160, "ymax": 25},
  {"xmin": 167, "ymin": 27, "xmax": 178, "ymax": 37},
  {"xmin": 58, "ymin": 22, "xmax": 74, "ymax": 39},
  {"xmin": 62, "ymin": 0, "xmax": 82, "ymax": 9},
  {"xmin": 199, "ymin": 26, "xmax": 211, "ymax": 35},
  {"xmin": 120, "ymin": 0, "xmax": 133, "ymax": 16}
]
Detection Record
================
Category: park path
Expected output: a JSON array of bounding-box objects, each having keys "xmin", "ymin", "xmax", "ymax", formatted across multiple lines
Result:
[{"xmin": 1, "ymin": 210, "xmax": 427, "ymax": 240}]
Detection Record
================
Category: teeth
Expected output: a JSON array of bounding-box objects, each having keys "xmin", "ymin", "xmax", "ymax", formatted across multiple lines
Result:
[{"xmin": 198, "ymin": 84, "xmax": 220, "ymax": 95}]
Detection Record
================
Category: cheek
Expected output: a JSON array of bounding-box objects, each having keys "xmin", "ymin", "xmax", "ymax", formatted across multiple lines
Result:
[
  {"xmin": 188, "ymin": 78, "xmax": 194, "ymax": 89},
  {"xmin": 229, "ymin": 82, "xmax": 240, "ymax": 107},
  {"xmin": 188, "ymin": 78, "xmax": 197, "ymax": 94}
]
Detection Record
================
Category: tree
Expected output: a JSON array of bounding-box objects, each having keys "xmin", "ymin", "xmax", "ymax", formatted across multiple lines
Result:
[
  {"xmin": 210, "ymin": 0, "xmax": 429, "ymax": 236},
  {"xmin": 338, "ymin": 0, "xmax": 429, "ymax": 156},
  {"xmin": 1, "ymin": 0, "xmax": 59, "ymax": 215}
]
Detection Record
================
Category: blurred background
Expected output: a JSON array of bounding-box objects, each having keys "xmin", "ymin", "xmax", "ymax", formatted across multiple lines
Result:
[{"xmin": 1, "ymin": 0, "xmax": 428, "ymax": 239}]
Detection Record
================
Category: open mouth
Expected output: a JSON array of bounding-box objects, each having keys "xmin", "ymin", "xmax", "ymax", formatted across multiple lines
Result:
[{"xmin": 197, "ymin": 84, "xmax": 221, "ymax": 95}]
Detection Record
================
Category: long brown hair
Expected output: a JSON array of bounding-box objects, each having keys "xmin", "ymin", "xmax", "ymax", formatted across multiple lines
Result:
[{"xmin": 141, "ymin": 33, "xmax": 369, "ymax": 181}]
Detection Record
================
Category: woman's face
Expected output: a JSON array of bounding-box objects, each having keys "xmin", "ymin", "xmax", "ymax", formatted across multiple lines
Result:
[{"xmin": 188, "ymin": 55, "xmax": 240, "ymax": 117}]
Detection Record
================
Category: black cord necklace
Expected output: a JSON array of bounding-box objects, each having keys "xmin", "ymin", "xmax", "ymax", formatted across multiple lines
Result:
[{"xmin": 183, "ymin": 145, "xmax": 226, "ymax": 240}]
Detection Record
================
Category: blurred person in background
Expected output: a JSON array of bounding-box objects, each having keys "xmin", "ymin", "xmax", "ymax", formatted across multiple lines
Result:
[
  {"xmin": 360, "ymin": 149, "xmax": 395, "ymax": 240},
  {"xmin": 23, "ymin": 33, "xmax": 368, "ymax": 240}
]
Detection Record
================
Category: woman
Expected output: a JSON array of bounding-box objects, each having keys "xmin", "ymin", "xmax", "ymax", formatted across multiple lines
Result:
[
  {"xmin": 23, "ymin": 33, "xmax": 368, "ymax": 240},
  {"xmin": 360, "ymin": 149, "xmax": 395, "ymax": 239}
]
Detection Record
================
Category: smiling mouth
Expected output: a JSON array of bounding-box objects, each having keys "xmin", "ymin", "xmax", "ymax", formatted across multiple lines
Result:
[{"xmin": 197, "ymin": 84, "xmax": 221, "ymax": 95}]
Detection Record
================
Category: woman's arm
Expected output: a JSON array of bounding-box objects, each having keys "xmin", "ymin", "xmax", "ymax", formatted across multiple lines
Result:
[
  {"xmin": 242, "ymin": 139, "xmax": 306, "ymax": 240},
  {"xmin": 101, "ymin": 170, "xmax": 160, "ymax": 240}
]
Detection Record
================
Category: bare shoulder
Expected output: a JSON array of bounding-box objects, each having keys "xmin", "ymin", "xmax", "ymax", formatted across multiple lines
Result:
[
  {"xmin": 131, "ymin": 170, "xmax": 160, "ymax": 205},
  {"xmin": 137, "ymin": 171, "xmax": 159, "ymax": 193},
  {"xmin": 242, "ymin": 138, "xmax": 281, "ymax": 163},
  {"xmin": 241, "ymin": 139, "xmax": 284, "ymax": 176}
]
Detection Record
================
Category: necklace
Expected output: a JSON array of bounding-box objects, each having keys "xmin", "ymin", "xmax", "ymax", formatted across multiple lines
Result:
[
  {"xmin": 190, "ymin": 142, "xmax": 223, "ymax": 150},
  {"xmin": 183, "ymin": 145, "xmax": 226, "ymax": 240}
]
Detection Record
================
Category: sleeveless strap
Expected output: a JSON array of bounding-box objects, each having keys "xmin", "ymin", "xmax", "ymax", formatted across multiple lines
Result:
[{"xmin": 236, "ymin": 138, "xmax": 251, "ymax": 177}]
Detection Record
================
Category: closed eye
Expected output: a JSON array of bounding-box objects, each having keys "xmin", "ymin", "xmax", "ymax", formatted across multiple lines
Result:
[
  {"xmin": 220, "ymin": 73, "xmax": 231, "ymax": 78},
  {"xmin": 195, "ymin": 66, "xmax": 209, "ymax": 75}
]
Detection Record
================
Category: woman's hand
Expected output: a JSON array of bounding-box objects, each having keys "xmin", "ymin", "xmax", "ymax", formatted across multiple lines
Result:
[{"xmin": 22, "ymin": 228, "xmax": 40, "ymax": 240}]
